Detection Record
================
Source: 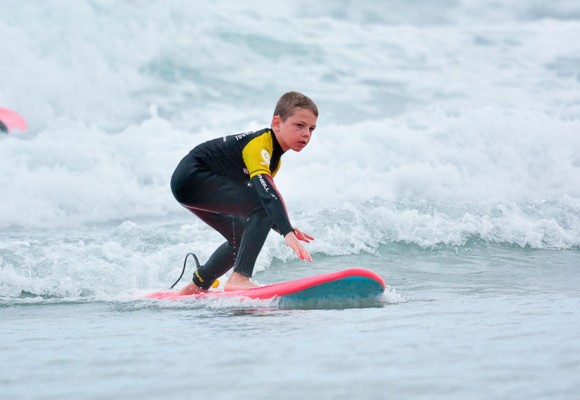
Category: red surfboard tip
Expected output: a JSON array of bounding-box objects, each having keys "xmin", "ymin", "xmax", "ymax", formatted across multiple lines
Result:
[{"xmin": 0, "ymin": 108, "xmax": 28, "ymax": 133}]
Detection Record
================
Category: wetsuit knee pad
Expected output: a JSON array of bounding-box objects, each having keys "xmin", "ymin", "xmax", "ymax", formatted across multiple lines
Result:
[{"xmin": 192, "ymin": 269, "xmax": 216, "ymax": 290}]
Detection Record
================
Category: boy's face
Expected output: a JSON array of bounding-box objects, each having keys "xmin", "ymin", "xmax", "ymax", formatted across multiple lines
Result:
[{"xmin": 272, "ymin": 108, "xmax": 317, "ymax": 152}]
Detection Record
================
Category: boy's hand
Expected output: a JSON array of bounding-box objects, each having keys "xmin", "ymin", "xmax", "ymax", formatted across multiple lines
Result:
[
  {"xmin": 293, "ymin": 227, "xmax": 314, "ymax": 243},
  {"xmin": 284, "ymin": 230, "xmax": 313, "ymax": 262}
]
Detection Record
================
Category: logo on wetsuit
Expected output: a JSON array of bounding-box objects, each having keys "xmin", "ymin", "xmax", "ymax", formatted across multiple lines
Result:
[
  {"xmin": 234, "ymin": 131, "xmax": 252, "ymax": 141},
  {"xmin": 260, "ymin": 149, "xmax": 271, "ymax": 167},
  {"xmin": 257, "ymin": 173, "xmax": 278, "ymax": 200}
]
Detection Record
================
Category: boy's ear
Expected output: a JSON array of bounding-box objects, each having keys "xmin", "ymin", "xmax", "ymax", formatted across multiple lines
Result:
[{"xmin": 271, "ymin": 115, "xmax": 281, "ymax": 132}]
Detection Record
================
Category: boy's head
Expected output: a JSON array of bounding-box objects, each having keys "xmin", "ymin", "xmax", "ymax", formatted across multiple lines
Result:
[
  {"xmin": 271, "ymin": 91, "xmax": 318, "ymax": 153},
  {"xmin": 273, "ymin": 91, "xmax": 318, "ymax": 122}
]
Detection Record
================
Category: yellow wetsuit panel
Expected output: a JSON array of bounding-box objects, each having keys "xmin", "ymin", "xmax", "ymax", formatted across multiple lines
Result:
[{"xmin": 242, "ymin": 131, "xmax": 281, "ymax": 179}]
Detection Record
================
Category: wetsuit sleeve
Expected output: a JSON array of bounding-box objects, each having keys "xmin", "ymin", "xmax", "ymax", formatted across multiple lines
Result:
[
  {"xmin": 243, "ymin": 134, "xmax": 273, "ymax": 179},
  {"xmin": 251, "ymin": 174, "xmax": 294, "ymax": 237}
]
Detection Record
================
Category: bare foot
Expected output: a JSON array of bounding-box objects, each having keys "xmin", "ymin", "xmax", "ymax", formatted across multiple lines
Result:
[
  {"xmin": 178, "ymin": 282, "xmax": 203, "ymax": 295},
  {"xmin": 224, "ymin": 272, "xmax": 259, "ymax": 291}
]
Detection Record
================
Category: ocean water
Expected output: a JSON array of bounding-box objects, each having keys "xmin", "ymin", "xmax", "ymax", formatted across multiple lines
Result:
[{"xmin": 1, "ymin": 1, "xmax": 580, "ymax": 399}]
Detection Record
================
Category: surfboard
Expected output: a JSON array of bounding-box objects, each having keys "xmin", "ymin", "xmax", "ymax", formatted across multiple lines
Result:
[
  {"xmin": 145, "ymin": 268, "xmax": 386, "ymax": 307},
  {"xmin": 0, "ymin": 108, "xmax": 28, "ymax": 134}
]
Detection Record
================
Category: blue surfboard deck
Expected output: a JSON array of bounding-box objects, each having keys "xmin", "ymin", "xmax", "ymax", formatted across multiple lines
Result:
[{"xmin": 278, "ymin": 274, "xmax": 385, "ymax": 308}]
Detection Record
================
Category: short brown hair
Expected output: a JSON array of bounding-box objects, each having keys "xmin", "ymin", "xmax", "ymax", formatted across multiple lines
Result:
[{"xmin": 273, "ymin": 91, "xmax": 318, "ymax": 121}]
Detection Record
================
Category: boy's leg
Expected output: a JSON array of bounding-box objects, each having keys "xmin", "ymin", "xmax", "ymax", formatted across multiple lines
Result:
[
  {"xmin": 188, "ymin": 209, "xmax": 245, "ymax": 289},
  {"xmin": 233, "ymin": 208, "xmax": 273, "ymax": 278},
  {"xmin": 191, "ymin": 207, "xmax": 274, "ymax": 286}
]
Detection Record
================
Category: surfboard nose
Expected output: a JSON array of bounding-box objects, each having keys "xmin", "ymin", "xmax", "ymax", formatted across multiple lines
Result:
[{"xmin": 0, "ymin": 108, "xmax": 28, "ymax": 133}]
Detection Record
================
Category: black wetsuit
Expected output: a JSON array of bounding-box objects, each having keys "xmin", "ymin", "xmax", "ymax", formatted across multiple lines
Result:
[{"xmin": 171, "ymin": 128, "xmax": 292, "ymax": 289}]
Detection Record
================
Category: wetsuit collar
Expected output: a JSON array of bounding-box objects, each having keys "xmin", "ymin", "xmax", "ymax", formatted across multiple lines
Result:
[{"xmin": 270, "ymin": 128, "xmax": 285, "ymax": 154}]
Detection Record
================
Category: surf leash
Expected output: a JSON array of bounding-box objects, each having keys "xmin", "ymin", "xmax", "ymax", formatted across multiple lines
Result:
[{"xmin": 169, "ymin": 252, "xmax": 201, "ymax": 289}]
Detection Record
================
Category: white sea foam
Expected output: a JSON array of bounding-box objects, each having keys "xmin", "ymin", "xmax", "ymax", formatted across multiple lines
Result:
[
  {"xmin": 1, "ymin": 105, "xmax": 579, "ymax": 250},
  {"xmin": 2, "ymin": 2, "xmax": 579, "ymax": 221}
]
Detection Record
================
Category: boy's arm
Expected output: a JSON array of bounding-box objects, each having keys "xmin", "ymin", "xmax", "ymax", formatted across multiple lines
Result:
[
  {"xmin": 251, "ymin": 173, "xmax": 293, "ymax": 236},
  {"xmin": 252, "ymin": 174, "xmax": 313, "ymax": 262}
]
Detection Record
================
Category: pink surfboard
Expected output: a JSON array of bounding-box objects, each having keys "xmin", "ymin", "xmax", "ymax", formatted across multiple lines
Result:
[
  {"xmin": 0, "ymin": 108, "xmax": 28, "ymax": 133},
  {"xmin": 145, "ymin": 268, "xmax": 385, "ymax": 306}
]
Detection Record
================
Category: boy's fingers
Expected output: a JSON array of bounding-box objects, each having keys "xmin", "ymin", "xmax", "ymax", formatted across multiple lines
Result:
[
  {"xmin": 294, "ymin": 229, "xmax": 315, "ymax": 243},
  {"xmin": 286, "ymin": 231, "xmax": 313, "ymax": 262},
  {"xmin": 299, "ymin": 247, "xmax": 312, "ymax": 262}
]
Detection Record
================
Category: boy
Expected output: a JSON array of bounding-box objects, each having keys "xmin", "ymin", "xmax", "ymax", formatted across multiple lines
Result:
[{"xmin": 171, "ymin": 91, "xmax": 318, "ymax": 294}]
